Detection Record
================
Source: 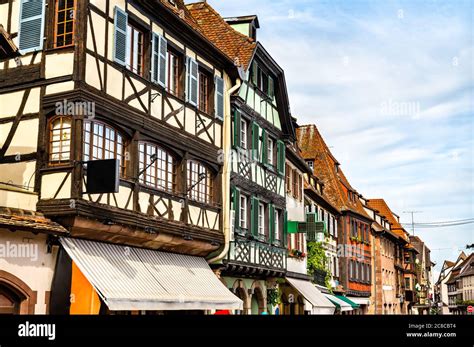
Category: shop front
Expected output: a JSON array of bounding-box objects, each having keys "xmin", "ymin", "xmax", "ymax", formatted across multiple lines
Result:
[{"xmin": 49, "ymin": 238, "xmax": 242, "ymax": 314}]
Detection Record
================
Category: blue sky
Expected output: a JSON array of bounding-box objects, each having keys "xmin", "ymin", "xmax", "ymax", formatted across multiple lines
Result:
[{"xmin": 210, "ymin": 0, "xmax": 474, "ymax": 275}]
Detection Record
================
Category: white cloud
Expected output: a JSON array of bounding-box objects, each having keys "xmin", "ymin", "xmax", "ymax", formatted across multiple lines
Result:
[{"xmin": 209, "ymin": 0, "xmax": 474, "ymax": 271}]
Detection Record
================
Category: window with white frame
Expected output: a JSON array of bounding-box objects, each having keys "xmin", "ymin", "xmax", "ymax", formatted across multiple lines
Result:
[
  {"xmin": 258, "ymin": 202, "xmax": 265, "ymax": 235},
  {"xmin": 274, "ymin": 209, "xmax": 280, "ymax": 240},
  {"xmin": 240, "ymin": 195, "xmax": 247, "ymax": 229},
  {"xmin": 267, "ymin": 138, "xmax": 274, "ymax": 165},
  {"xmin": 240, "ymin": 118, "xmax": 247, "ymax": 149}
]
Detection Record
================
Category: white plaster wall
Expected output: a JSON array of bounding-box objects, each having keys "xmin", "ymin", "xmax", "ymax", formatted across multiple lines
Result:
[{"xmin": 0, "ymin": 231, "xmax": 58, "ymax": 314}]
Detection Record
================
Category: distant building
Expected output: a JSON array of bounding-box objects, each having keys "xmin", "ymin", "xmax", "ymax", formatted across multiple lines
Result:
[
  {"xmin": 364, "ymin": 199, "xmax": 407, "ymax": 314},
  {"xmin": 445, "ymin": 252, "xmax": 474, "ymax": 315},
  {"xmin": 297, "ymin": 124, "xmax": 373, "ymax": 314},
  {"xmin": 435, "ymin": 253, "xmax": 467, "ymax": 314}
]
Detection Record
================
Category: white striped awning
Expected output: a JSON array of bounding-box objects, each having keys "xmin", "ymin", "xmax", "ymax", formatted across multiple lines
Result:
[
  {"xmin": 60, "ymin": 238, "xmax": 243, "ymax": 311},
  {"xmin": 286, "ymin": 277, "xmax": 336, "ymax": 315},
  {"xmin": 324, "ymin": 294, "xmax": 353, "ymax": 311},
  {"xmin": 347, "ymin": 297, "xmax": 370, "ymax": 306}
]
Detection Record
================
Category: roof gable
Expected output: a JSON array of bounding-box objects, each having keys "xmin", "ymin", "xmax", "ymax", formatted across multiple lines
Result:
[
  {"xmin": 186, "ymin": 1, "xmax": 256, "ymax": 70},
  {"xmin": 297, "ymin": 124, "xmax": 371, "ymax": 220}
]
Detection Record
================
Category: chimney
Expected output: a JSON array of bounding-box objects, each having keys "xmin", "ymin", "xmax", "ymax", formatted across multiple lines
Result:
[{"xmin": 224, "ymin": 15, "xmax": 260, "ymax": 41}]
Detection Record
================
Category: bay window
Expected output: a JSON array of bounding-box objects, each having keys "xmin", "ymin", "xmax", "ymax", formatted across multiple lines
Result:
[
  {"xmin": 138, "ymin": 142, "xmax": 175, "ymax": 192},
  {"xmin": 83, "ymin": 120, "xmax": 126, "ymax": 177},
  {"xmin": 187, "ymin": 160, "xmax": 213, "ymax": 204},
  {"xmin": 49, "ymin": 116, "xmax": 71, "ymax": 165}
]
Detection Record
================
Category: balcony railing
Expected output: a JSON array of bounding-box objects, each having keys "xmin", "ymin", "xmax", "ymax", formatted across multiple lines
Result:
[{"xmin": 227, "ymin": 239, "xmax": 287, "ymax": 271}]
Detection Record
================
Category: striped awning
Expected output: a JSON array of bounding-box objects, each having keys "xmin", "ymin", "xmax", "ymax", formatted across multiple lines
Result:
[
  {"xmin": 286, "ymin": 277, "xmax": 336, "ymax": 315},
  {"xmin": 60, "ymin": 238, "xmax": 243, "ymax": 311},
  {"xmin": 347, "ymin": 297, "xmax": 370, "ymax": 306},
  {"xmin": 324, "ymin": 294, "xmax": 353, "ymax": 311},
  {"xmin": 335, "ymin": 295, "xmax": 360, "ymax": 309}
]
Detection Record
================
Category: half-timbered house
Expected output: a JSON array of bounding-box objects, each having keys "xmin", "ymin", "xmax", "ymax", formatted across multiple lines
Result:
[
  {"xmin": 186, "ymin": 2, "xmax": 295, "ymax": 314},
  {"xmin": 0, "ymin": 0, "xmax": 243, "ymax": 314},
  {"xmin": 297, "ymin": 124, "xmax": 373, "ymax": 314}
]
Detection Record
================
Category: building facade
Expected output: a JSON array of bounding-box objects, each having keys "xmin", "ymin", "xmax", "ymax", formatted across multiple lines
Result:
[
  {"xmin": 186, "ymin": 2, "xmax": 296, "ymax": 314},
  {"xmin": 297, "ymin": 124, "xmax": 373, "ymax": 313},
  {"xmin": 0, "ymin": 0, "xmax": 243, "ymax": 314},
  {"xmin": 304, "ymin": 172, "xmax": 340, "ymax": 289},
  {"xmin": 363, "ymin": 200, "xmax": 404, "ymax": 314}
]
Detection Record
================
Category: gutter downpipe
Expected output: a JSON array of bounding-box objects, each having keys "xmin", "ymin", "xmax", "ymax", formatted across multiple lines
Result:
[{"xmin": 207, "ymin": 77, "xmax": 242, "ymax": 264}]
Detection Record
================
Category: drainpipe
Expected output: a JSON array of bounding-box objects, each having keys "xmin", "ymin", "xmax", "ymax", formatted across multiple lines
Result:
[
  {"xmin": 207, "ymin": 77, "xmax": 242, "ymax": 264},
  {"xmin": 373, "ymin": 233, "xmax": 377, "ymax": 314}
]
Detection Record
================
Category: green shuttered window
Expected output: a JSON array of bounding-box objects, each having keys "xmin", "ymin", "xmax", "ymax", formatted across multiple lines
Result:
[
  {"xmin": 233, "ymin": 110, "xmax": 241, "ymax": 148},
  {"xmin": 250, "ymin": 196, "xmax": 259, "ymax": 236},
  {"xmin": 261, "ymin": 129, "xmax": 268, "ymax": 164},
  {"xmin": 18, "ymin": 0, "xmax": 46, "ymax": 54},
  {"xmin": 269, "ymin": 204, "xmax": 275, "ymax": 243},
  {"xmin": 276, "ymin": 140, "xmax": 285, "ymax": 175},
  {"xmin": 232, "ymin": 186, "xmax": 240, "ymax": 230},
  {"xmin": 252, "ymin": 122, "xmax": 260, "ymax": 161}
]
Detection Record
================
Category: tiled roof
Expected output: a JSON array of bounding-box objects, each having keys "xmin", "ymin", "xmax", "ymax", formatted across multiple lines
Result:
[
  {"xmin": 158, "ymin": 0, "xmax": 204, "ymax": 34},
  {"xmin": 296, "ymin": 124, "xmax": 371, "ymax": 219},
  {"xmin": 444, "ymin": 260, "xmax": 455, "ymax": 268},
  {"xmin": 459, "ymin": 253, "xmax": 474, "ymax": 277},
  {"xmin": 186, "ymin": 1, "xmax": 256, "ymax": 70},
  {"xmin": 366, "ymin": 198, "xmax": 409, "ymax": 242},
  {"xmin": 0, "ymin": 207, "xmax": 68, "ymax": 235}
]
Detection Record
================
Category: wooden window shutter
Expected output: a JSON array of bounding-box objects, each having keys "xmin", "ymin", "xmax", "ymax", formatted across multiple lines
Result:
[
  {"xmin": 214, "ymin": 76, "xmax": 224, "ymax": 120},
  {"xmin": 261, "ymin": 129, "xmax": 268, "ymax": 164},
  {"xmin": 251, "ymin": 62, "xmax": 258, "ymax": 85},
  {"xmin": 276, "ymin": 140, "xmax": 285, "ymax": 175},
  {"xmin": 18, "ymin": 0, "xmax": 46, "ymax": 54},
  {"xmin": 251, "ymin": 122, "xmax": 260, "ymax": 161},
  {"xmin": 156, "ymin": 34, "xmax": 167, "ymax": 87},
  {"xmin": 268, "ymin": 75, "xmax": 274, "ymax": 99},
  {"xmin": 283, "ymin": 210, "xmax": 288, "ymax": 247},
  {"xmin": 151, "ymin": 34, "xmax": 159, "ymax": 84},
  {"xmin": 233, "ymin": 109, "xmax": 241, "ymax": 148},
  {"xmin": 232, "ymin": 186, "xmax": 240, "ymax": 230},
  {"xmin": 186, "ymin": 56, "xmax": 199, "ymax": 106},
  {"xmin": 298, "ymin": 175, "xmax": 303, "ymax": 201},
  {"xmin": 113, "ymin": 6, "xmax": 128, "ymax": 66},
  {"xmin": 250, "ymin": 196, "xmax": 259, "ymax": 236},
  {"xmin": 268, "ymin": 204, "xmax": 275, "ymax": 243}
]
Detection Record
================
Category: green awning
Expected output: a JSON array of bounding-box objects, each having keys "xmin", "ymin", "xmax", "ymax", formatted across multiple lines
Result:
[
  {"xmin": 323, "ymin": 294, "xmax": 353, "ymax": 311},
  {"xmin": 336, "ymin": 295, "xmax": 360, "ymax": 309}
]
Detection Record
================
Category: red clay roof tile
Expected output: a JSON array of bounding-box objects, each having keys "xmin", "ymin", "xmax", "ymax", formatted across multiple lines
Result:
[{"xmin": 186, "ymin": 1, "xmax": 256, "ymax": 70}]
